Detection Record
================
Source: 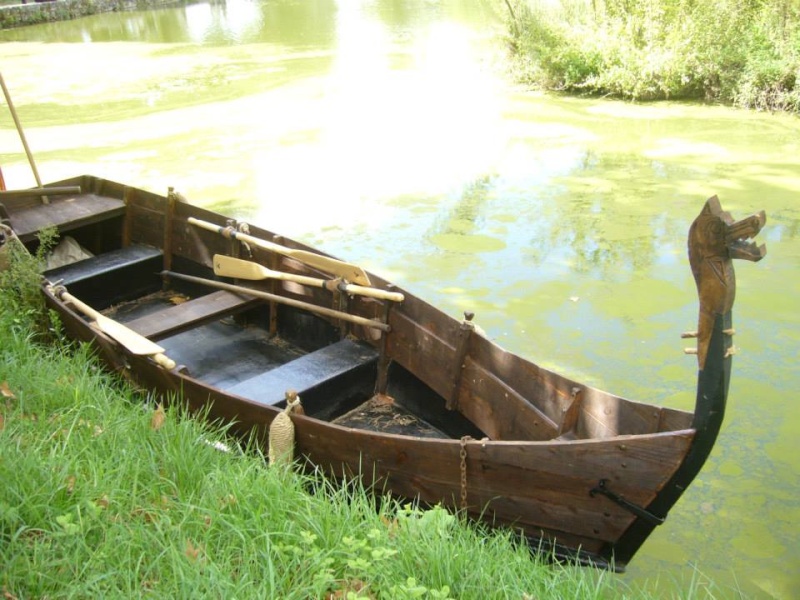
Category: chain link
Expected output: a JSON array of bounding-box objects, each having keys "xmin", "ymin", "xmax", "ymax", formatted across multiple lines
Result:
[{"xmin": 459, "ymin": 435, "xmax": 471, "ymax": 510}]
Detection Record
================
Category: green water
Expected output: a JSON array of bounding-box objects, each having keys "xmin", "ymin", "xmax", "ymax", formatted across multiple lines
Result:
[{"xmin": 2, "ymin": 1, "xmax": 799, "ymax": 596}]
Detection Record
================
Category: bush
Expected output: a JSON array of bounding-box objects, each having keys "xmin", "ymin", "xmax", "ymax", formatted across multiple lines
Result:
[{"xmin": 503, "ymin": 0, "xmax": 800, "ymax": 113}]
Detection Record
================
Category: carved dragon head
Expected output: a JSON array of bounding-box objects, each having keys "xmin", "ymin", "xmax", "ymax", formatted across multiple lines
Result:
[{"xmin": 687, "ymin": 196, "xmax": 766, "ymax": 368}]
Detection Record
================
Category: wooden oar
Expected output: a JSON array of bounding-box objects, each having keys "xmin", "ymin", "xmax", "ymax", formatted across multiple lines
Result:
[
  {"xmin": 162, "ymin": 271, "xmax": 391, "ymax": 332},
  {"xmin": 187, "ymin": 217, "xmax": 371, "ymax": 286},
  {"xmin": 213, "ymin": 254, "xmax": 404, "ymax": 303},
  {"xmin": 49, "ymin": 285, "xmax": 176, "ymax": 370},
  {"xmin": 0, "ymin": 71, "xmax": 48, "ymax": 204},
  {"xmin": 0, "ymin": 186, "xmax": 81, "ymax": 200}
]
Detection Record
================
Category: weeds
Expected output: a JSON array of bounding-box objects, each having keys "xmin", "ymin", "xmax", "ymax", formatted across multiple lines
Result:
[{"xmin": 0, "ymin": 225, "xmax": 59, "ymax": 339}]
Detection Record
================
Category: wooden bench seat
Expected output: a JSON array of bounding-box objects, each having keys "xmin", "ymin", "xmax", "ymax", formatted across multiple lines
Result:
[
  {"xmin": 45, "ymin": 244, "xmax": 162, "ymax": 286},
  {"xmin": 44, "ymin": 244, "xmax": 163, "ymax": 308},
  {"xmin": 226, "ymin": 338, "xmax": 379, "ymax": 407},
  {"xmin": 125, "ymin": 290, "xmax": 262, "ymax": 341},
  {"xmin": 5, "ymin": 192, "xmax": 125, "ymax": 243}
]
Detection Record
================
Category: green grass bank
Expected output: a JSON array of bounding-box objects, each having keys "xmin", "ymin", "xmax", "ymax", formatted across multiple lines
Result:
[{"xmin": 501, "ymin": 0, "xmax": 800, "ymax": 113}]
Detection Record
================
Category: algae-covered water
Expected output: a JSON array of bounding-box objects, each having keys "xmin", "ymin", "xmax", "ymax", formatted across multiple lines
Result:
[{"xmin": 2, "ymin": 1, "xmax": 798, "ymax": 596}]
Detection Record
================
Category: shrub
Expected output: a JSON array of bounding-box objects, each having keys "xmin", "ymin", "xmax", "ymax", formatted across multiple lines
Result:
[{"xmin": 502, "ymin": 0, "xmax": 800, "ymax": 113}]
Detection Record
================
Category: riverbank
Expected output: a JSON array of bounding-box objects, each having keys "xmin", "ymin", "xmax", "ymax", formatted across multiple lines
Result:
[
  {"xmin": 0, "ymin": 0, "xmax": 185, "ymax": 29},
  {"xmin": 500, "ymin": 0, "xmax": 800, "ymax": 114}
]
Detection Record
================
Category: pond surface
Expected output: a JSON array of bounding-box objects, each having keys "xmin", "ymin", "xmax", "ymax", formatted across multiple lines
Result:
[{"xmin": 2, "ymin": 1, "xmax": 799, "ymax": 597}]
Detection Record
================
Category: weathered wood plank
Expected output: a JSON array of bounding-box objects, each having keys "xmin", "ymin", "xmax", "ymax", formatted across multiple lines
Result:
[
  {"xmin": 9, "ymin": 193, "xmax": 125, "ymax": 242},
  {"xmin": 124, "ymin": 290, "xmax": 262, "ymax": 341},
  {"xmin": 295, "ymin": 419, "xmax": 693, "ymax": 542},
  {"xmin": 386, "ymin": 309, "xmax": 457, "ymax": 400},
  {"xmin": 226, "ymin": 338, "xmax": 378, "ymax": 406},
  {"xmin": 456, "ymin": 358, "xmax": 559, "ymax": 441},
  {"xmin": 44, "ymin": 244, "xmax": 162, "ymax": 286}
]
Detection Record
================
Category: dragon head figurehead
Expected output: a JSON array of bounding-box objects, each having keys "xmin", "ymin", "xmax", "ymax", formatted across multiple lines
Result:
[{"xmin": 688, "ymin": 196, "xmax": 766, "ymax": 369}]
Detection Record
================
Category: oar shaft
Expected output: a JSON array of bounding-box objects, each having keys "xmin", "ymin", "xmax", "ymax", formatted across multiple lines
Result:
[
  {"xmin": 0, "ymin": 72, "xmax": 46, "ymax": 202},
  {"xmin": 52, "ymin": 287, "xmax": 176, "ymax": 369},
  {"xmin": 330, "ymin": 280, "xmax": 405, "ymax": 303},
  {"xmin": 188, "ymin": 216, "xmax": 285, "ymax": 254},
  {"xmin": 58, "ymin": 289, "xmax": 102, "ymax": 321},
  {"xmin": 162, "ymin": 270, "xmax": 391, "ymax": 332},
  {"xmin": 187, "ymin": 216, "xmax": 371, "ymax": 286},
  {"xmin": 0, "ymin": 186, "xmax": 81, "ymax": 200},
  {"xmin": 214, "ymin": 254, "xmax": 404, "ymax": 302}
]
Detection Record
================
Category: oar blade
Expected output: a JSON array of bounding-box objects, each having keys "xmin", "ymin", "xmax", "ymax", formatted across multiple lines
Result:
[
  {"xmin": 94, "ymin": 313, "xmax": 166, "ymax": 356},
  {"xmin": 189, "ymin": 216, "xmax": 372, "ymax": 286},
  {"xmin": 213, "ymin": 254, "xmax": 267, "ymax": 280},
  {"xmin": 288, "ymin": 251, "xmax": 371, "ymax": 287}
]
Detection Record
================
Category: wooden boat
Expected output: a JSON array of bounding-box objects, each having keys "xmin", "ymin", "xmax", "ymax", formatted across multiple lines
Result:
[{"xmin": 0, "ymin": 174, "xmax": 766, "ymax": 570}]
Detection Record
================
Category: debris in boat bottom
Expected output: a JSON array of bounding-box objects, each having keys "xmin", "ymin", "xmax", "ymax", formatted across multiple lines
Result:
[{"xmin": 333, "ymin": 394, "xmax": 448, "ymax": 438}]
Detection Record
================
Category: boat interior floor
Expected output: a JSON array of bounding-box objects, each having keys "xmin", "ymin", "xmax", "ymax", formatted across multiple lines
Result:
[
  {"xmin": 109, "ymin": 290, "xmax": 307, "ymax": 389},
  {"xmin": 101, "ymin": 289, "xmax": 484, "ymax": 440},
  {"xmin": 332, "ymin": 394, "xmax": 450, "ymax": 439}
]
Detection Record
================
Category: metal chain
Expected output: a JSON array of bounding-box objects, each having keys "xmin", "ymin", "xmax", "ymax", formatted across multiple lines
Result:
[{"xmin": 459, "ymin": 435, "xmax": 472, "ymax": 510}]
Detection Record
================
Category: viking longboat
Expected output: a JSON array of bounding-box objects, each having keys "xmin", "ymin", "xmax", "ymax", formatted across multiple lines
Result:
[{"xmin": 0, "ymin": 175, "xmax": 766, "ymax": 570}]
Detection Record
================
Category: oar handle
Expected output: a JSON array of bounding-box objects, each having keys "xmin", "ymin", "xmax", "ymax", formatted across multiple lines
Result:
[
  {"xmin": 57, "ymin": 288, "xmax": 102, "ymax": 321},
  {"xmin": 151, "ymin": 353, "xmax": 178, "ymax": 370},
  {"xmin": 324, "ymin": 280, "xmax": 405, "ymax": 303}
]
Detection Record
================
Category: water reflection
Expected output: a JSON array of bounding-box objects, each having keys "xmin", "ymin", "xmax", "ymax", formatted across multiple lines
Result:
[{"xmin": 0, "ymin": 0, "xmax": 338, "ymax": 45}]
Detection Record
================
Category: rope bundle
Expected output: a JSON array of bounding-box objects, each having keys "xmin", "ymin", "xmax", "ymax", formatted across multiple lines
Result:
[{"xmin": 269, "ymin": 390, "xmax": 302, "ymax": 466}]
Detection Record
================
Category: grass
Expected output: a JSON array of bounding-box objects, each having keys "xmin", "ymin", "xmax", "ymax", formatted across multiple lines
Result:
[{"xmin": 0, "ymin": 234, "xmax": 628, "ymax": 598}]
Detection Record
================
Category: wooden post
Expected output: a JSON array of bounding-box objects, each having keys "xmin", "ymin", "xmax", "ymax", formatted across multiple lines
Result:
[
  {"xmin": 447, "ymin": 312, "xmax": 477, "ymax": 411},
  {"xmin": 163, "ymin": 188, "xmax": 178, "ymax": 283},
  {"xmin": 373, "ymin": 295, "xmax": 396, "ymax": 395},
  {"xmin": 268, "ymin": 235, "xmax": 281, "ymax": 337},
  {"xmin": 121, "ymin": 186, "xmax": 134, "ymax": 248}
]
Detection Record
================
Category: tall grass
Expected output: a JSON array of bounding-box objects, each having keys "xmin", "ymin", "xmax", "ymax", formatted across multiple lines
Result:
[{"xmin": 502, "ymin": 0, "xmax": 800, "ymax": 113}]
